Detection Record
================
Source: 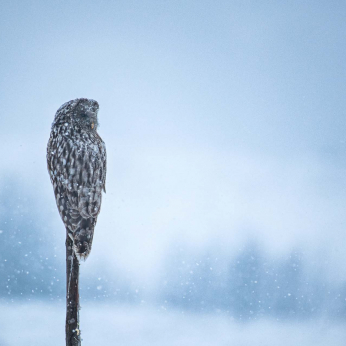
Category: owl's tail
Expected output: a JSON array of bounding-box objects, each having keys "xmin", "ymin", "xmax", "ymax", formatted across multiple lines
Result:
[{"xmin": 69, "ymin": 220, "xmax": 95, "ymax": 261}]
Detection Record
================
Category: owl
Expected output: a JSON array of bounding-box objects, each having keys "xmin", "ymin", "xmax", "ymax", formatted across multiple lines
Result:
[{"xmin": 47, "ymin": 98, "xmax": 107, "ymax": 261}]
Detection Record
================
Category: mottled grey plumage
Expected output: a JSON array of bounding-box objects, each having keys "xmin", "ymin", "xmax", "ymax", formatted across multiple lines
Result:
[{"xmin": 47, "ymin": 98, "xmax": 107, "ymax": 261}]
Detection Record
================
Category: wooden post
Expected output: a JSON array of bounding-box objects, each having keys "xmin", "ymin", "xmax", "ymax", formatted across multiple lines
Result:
[{"xmin": 66, "ymin": 234, "xmax": 81, "ymax": 346}]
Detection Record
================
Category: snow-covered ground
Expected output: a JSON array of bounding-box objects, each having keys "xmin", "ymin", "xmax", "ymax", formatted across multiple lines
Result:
[{"xmin": 0, "ymin": 302, "xmax": 344, "ymax": 346}]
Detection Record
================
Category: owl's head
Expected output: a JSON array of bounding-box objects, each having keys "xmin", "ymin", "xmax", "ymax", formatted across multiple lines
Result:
[{"xmin": 53, "ymin": 98, "xmax": 99, "ymax": 131}]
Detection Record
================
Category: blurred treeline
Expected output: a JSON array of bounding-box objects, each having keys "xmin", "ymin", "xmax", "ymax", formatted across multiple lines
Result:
[{"xmin": 0, "ymin": 178, "xmax": 345, "ymax": 321}]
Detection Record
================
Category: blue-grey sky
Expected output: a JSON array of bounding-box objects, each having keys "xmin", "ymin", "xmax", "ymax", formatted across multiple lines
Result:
[{"xmin": 1, "ymin": 1, "xmax": 346, "ymax": 283}]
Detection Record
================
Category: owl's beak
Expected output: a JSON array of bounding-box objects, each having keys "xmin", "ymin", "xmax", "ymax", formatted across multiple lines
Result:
[{"xmin": 91, "ymin": 122, "xmax": 95, "ymax": 129}]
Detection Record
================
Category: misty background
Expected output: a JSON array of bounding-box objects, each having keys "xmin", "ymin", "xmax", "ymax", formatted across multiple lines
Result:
[{"xmin": 0, "ymin": 1, "xmax": 346, "ymax": 345}]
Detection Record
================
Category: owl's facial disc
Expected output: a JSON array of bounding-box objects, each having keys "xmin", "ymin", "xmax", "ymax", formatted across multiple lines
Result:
[{"xmin": 73, "ymin": 99, "xmax": 99, "ymax": 131}]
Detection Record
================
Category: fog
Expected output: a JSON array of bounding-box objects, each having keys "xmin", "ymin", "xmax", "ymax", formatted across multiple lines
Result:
[{"xmin": 1, "ymin": 1, "xmax": 346, "ymax": 345}]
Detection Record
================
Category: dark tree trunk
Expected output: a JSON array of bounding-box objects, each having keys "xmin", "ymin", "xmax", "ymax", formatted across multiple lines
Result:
[{"xmin": 66, "ymin": 234, "xmax": 81, "ymax": 346}]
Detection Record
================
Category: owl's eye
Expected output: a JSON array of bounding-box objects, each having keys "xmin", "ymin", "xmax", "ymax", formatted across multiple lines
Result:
[{"xmin": 80, "ymin": 113, "xmax": 87, "ymax": 118}]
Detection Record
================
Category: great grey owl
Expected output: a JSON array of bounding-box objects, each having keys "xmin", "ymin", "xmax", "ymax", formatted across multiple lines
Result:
[{"xmin": 47, "ymin": 98, "xmax": 107, "ymax": 261}]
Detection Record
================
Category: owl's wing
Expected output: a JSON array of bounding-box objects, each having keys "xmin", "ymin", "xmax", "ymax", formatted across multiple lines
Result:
[
  {"xmin": 71, "ymin": 139, "xmax": 106, "ymax": 219},
  {"xmin": 48, "ymin": 132, "xmax": 106, "ymax": 223}
]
